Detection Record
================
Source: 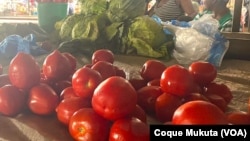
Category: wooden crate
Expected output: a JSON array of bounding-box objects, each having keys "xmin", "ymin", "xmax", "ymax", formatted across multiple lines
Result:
[{"xmin": 222, "ymin": 32, "xmax": 250, "ymax": 60}]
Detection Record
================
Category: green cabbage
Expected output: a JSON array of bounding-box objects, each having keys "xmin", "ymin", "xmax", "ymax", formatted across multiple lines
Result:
[
  {"xmin": 122, "ymin": 15, "xmax": 173, "ymax": 58},
  {"xmin": 78, "ymin": 0, "xmax": 108, "ymax": 16},
  {"xmin": 71, "ymin": 14, "xmax": 109, "ymax": 42},
  {"xmin": 59, "ymin": 14, "xmax": 84, "ymax": 41},
  {"xmin": 107, "ymin": 0, "xmax": 146, "ymax": 23}
]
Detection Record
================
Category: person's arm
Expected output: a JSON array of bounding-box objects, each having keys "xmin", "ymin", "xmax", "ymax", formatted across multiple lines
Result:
[{"xmin": 178, "ymin": 0, "xmax": 198, "ymax": 19}]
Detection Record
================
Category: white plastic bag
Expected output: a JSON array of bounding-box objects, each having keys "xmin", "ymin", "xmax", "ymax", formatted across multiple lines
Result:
[
  {"xmin": 189, "ymin": 14, "xmax": 219, "ymax": 37},
  {"xmin": 162, "ymin": 14, "xmax": 228, "ymax": 67},
  {"xmin": 173, "ymin": 28, "xmax": 214, "ymax": 65}
]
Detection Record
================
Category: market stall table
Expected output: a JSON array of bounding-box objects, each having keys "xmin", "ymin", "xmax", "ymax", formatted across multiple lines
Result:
[{"xmin": 0, "ymin": 53, "xmax": 250, "ymax": 140}]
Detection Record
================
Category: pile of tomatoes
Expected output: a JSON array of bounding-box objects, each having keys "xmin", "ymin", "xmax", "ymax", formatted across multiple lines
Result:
[{"xmin": 0, "ymin": 49, "xmax": 250, "ymax": 141}]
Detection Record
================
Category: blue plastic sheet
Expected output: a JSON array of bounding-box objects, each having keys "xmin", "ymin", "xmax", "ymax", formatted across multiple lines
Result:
[{"xmin": 0, "ymin": 34, "xmax": 48, "ymax": 58}]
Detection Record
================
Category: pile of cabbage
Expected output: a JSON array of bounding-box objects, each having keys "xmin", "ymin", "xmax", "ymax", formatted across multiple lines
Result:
[{"xmin": 55, "ymin": 0, "xmax": 173, "ymax": 59}]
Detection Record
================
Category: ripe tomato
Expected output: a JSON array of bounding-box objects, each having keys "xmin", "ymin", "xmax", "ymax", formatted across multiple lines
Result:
[
  {"xmin": 92, "ymin": 76, "xmax": 137, "ymax": 121},
  {"xmin": 137, "ymin": 86, "xmax": 163, "ymax": 115},
  {"xmin": 172, "ymin": 100, "xmax": 228, "ymax": 125},
  {"xmin": 91, "ymin": 61, "xmax": 116, "ymax": 81},
  {"xmin": 56, "ymin": 97, "xmax": 92, "ymax": 126},
  {"xmin": 129, "ymin": 105, "xmax": 147, "ymax": 123},
  {"xmin": 109, "ymin": 117, "xmax": 150, "ymax": 141},
  {"xmin": 203, "ymin": 93, "xmax": 228, "ymax": 112},
  {"xmin": 188, "ymin": 61, "xmax": 217, "ymax": 86},
  {"xmin": 128, "ymin": 78, "xmax": 148, "ymax": 91},
  {"xmin": 147, "ymin": 79, "xmax": 160, "ymax": 86},
  {"xmin": 60, "ymin": 86, "xmax": 77, "ymax": 100},
  {"xmin": 226, "ymin": 111, "xmax": 250, "ymax": 125},
  {"xmin": 82, "ymin": 63, "xmax": 92, "ymax": 68},
  {"xmin": 183, "ymin": 93, "xmax": 209, "ymax": 103},
  {"xmin": 140, "ymin": 59, "xmax": 166, "ymax": 81},
  {"xmin": 0, "ymin": 74, "xmax": 11, "ymax": 88},
  {"xmin": 72, "ymin": 67, "xmax": 102, "ymax": 98},
  {"xmin": 62, "ymin": 52, "xmax": 77, "ymax": 74},
  {"xmin": 160, "ymin": 65, "xmax": 195, "ymax": 97},
  {"xmin": 114, "ymin": 66, "xmax": 126, "ymax": 78},
  {"xmin": 52, "ymin": 80, "xmax": 72, "ymax": 95},
  {"xmin": 8, "ymin": 52, "xmax": 40, "ymax": 90},
  {"xmin": 28, "ymin": 83, "xmax": 59, "ymax": 115},
  {"xmin": 204, "ymin": 82, "xmax": 233, "ymax": 104},
  {"xmin": 68, "ymin": 108, "xmax": 111, "ymax": 141},
  {"xmin": 40, "ymin": 71, "xmax": 53, "ymax": 85},
  {"xmin": 0, "ymin": 85, "xmax": 27, "ymax": 116},
  {"xmin": 43, "ymin": 50, "xmax": 72, "ymax": 81},
  {"xmin": 155, "ymin": 93, "xmax": 182, "ymax": 122},
  {"xmin": 91, "ymin": 49, "xmax": 114, "ymax": 64}
]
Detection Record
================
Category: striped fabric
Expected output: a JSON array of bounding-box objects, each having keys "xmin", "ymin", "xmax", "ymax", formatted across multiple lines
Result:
[
  {"xmin": 153, "ymin": 0, "xmax": 184, "ymax": 22},
  {"xmin": 218, "ymin": 12, "xmax": 233, "ymax": 32}
]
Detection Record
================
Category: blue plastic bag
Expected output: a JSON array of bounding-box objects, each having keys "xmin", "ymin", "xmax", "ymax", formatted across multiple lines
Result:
[
  {"xmin": 207, "ymin": 33, "xmax": 229, "ymax": 67},
  {"xmin": 0, "ymin": 34, "xmax": 48, "ymax": 58},
  {"xmin": 151, "ymin": 14, "xmax": 174, "ymax": 35}
]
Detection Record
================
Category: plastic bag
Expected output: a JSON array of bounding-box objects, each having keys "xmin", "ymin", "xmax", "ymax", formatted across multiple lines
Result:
[
  {"xmin": 0, "ymin": 34, "xmax": 48, "ymax": 59},
  {"xmin": 161, "ymin": 14, "xmax": 228, "ymax": 67},
  {"xmin": 207, "ymin": 33, "xmax": 229, "ymax": 67},
  {"xmin": 189, "ymin": 14, "xmax": 219, "ymax": 37},
  {"xmin": 173, "ymin": 28, "xmax": 214, "ymax": 65}
]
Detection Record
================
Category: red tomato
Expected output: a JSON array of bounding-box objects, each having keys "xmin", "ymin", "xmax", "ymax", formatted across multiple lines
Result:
[
  {"xmin": 114, "ymin": 66, "xmax": 126, "ymax": 78},
  {"xmin": 43, "ymin": 50, "xmax": 72, "ymax": 81},
  {"xmin": 192, "ymin": 82, "xmax": 205, "ymax": 94},
  {"xmin": 68, "ymin": 108, "xmax": 111, "ymax": 141},
  {"xmin": 28, "ymin": 83, "xmax": 59, "ymax": 115},
  {"xmin": 140, "ymin": 59, "xmax": 166, "ymax": 81},
  {"xmin": 203, "ymin": 94, "xmax": 228, "ymax": 112},
  {"xmin": 82, "ymin": 63, "xmax": 92, "ymax": 68},
  {"xmin": 52, "ymin": 80, "xmax": 72, "ymax": 95},
  {"xmin": 183, "ymin": 93, "xmax": 209, "ymax": 103},
  {"xmin": 40, "ymin": 72, "xmax": 53, "ymax": 85},
  {"xmin": 0, "ymin": 74, "xmax": 11, "ymax": 88},
  {"xmin": 72, "ymin": 67, "xmax": 102, "ymax": 98},
  {"xmin": 128, "ymin": 78, "xmax": 148, "ymax": 91},
  {"xmin": 137, "ymin": 86, "xmax": 163, "ymax": 115},
  {"xmin": 8, "ymin": 52, "xmax": 40, "ymax": 90},
  {"xmin": 129, "ymin": 105, "xmax": 147, "ymax": 123},
  {"xmin": 62, "ymin": 52, "xmax": 77, "ymax": 74},
  {"xmin": 0, "ymin": 85, "xmax": 27, "ymax": 116},
  {"xmin": 56, "ymin": 97, "xmax": 92, "ymax": 126},
  {"xmin": 60, "ymin": 86, "xmax": 77, "ymax": 100},
  {"xmin": 226, "ymin": 111, "xmax": 250, "ymax": 125},
  {"xmin": 172, "ymin": 100, "xmax": 228, "ymax": 125},
  {"xmin": 109, "ymin": 117, "xmax": 149, "ymax": 141},
  {"xmin": 160, "ymin": 65, "xmax": 195, "ymax": 97},
  {"xmin": 204, "ymin": 82, "xmax": 233, "ymax": 104},
  {"xmin": 0, "ymin": 64, "xmax": 2, "ymax": 75},
  {"xmin": 147, "ymin": 79, "xmax": 160, "ymax": 86},
  {"xmin": 188, "ymin": 61, "xmax": 217, "ymax": 86},
  {"xmin": 92, "ymin": 76, "xmax": 137, "ymax": 121},
  {"xmin": 91, "ymin": 49, "xmax": 114, "ymax": 64},
  {"xmin": 91, "ymin": 61, "xmax": 116, "ymax": 81},
  {"xmin": 155, "ymin": 93, "xmax": 182, "ymax": 122}
]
